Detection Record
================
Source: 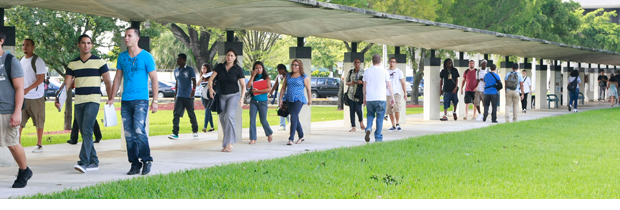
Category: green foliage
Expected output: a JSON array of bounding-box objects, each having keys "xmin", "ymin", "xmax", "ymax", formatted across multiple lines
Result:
[
  {"xmin": 311, "ymin": 70, "xmax": 330, "ymax": 77},
  {"xmin": 5, "ymin": 6, "xmax": 125, "ymax": 75},
  {"xmin": 573, "ymin": 9, "xmax": 620, "ymax": 52},
  {"xmin": 151, "ymin": 31, "xmax": 196, "ymax": 69}
]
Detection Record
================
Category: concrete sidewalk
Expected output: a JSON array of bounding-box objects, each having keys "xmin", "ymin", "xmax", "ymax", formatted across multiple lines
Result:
[{"xmin": 0, "ymin": 102, "xmax": 612, "ymax": 198}]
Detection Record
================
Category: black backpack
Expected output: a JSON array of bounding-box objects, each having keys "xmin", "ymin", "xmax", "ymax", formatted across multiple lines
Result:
[
  {"xmin": 567, "ymin": 78, "xmax": 578, "ymax": 92},
  {"xmin": 5, "ymin": 54, "xmax": 25, "ymax": 110}
]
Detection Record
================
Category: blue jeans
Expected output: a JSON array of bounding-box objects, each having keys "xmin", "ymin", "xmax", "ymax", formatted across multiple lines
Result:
[
  {"xmin": 75, "ymin": 102, "xmax": 100, "ymax": 166},
  {"xmin": 121, "ymin": 100, "xmax": 153, "ymax": 165},
  {"xmin": 249, "ymin": 100, "xmax": 273, "ymax": 140},
  {"xmin": 569, "ymin": 89, "xmax": 579, "ymax": 109},
  {"xmin": 280, "ymin": 116, "xmax": 289, "ymax": 128},
  {"xmin": 287, "ymin": 101, "xmax": 304, "ymax": 141},
  {"xmin": 201, "ymin": 98, "xmax": 214, "ymax": 129},
  {"xmin": 366, "ymin": 101, "xmax": 386, "ymax": 141}
]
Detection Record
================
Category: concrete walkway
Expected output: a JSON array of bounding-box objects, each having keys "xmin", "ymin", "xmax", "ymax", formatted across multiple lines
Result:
[{"xmin": 0, "ymin": 102, "xmax": 613, "ymax": 198}]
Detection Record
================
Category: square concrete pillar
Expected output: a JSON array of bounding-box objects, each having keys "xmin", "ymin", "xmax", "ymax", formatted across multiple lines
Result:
[
  {"xmin": 423, "ymin": 57, "xmax": 442, "ymax": 120},
  {"xmin": 593, "ymin": 68, "xmax": 602, "ymax": 101},
  {"xmin": 217, "ymin": 41, "xmax": 244, "ymax": 141},
  {"xmin": 520, "ymin": 62, "xmax": 533, "ymax": 110},
  {"xmin": 535, "ymin": 64, "xmax": 547, "ymax": 109},
  {"xmin": 562, "ymin": 67, "xmax": 572, "ymax": 107},
  {"xmin": 290, "ymin": 46, "xmax": 312, "ymax": 134},
  {"xmin": 342, "ymin": 52, "xmax": 363, "ymax": 128},
  {"xmin": 388, "ymin": 53, "xmax": 407, "ymax": 125},
  {"xmin": 578, "ymin": 67, "xmax": 586, "ymax": 102},
  {"xmin": 498, "ymin": 61, "xmax": 513, "ymax": 113},
  {"xmin": 586, "ymin": 68, "xmax": 595, "ymax": 102},
  {"xmin": 454, "ymin": 59, "xmax": 469, "ymax": 119},
  {"xmin": 549, "ymin": 64, "xmax": 562, "ymax": 107}
]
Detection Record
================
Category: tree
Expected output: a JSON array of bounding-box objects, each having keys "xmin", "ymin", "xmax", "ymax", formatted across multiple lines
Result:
[
  {"xmin": 151, "ymin": 31, "xmax": 197, "ymax": 69},
  {"xmin": 573, "ymin": 8, "xmax": 620, "ymax": 52},
  {"xmin": 238, "ymin": 30, "xmax": 282, "ymax": 71},
  {"xmin": 164, "ymin": 23, "xmax": 224, "ymax": 72},
  {"xmin": 5, "ymin": 6, "xmax": 125, "ymax": 130}
]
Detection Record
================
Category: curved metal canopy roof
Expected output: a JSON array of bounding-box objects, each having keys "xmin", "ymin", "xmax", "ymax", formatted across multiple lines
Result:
[{"xmin": 1, "ymin": 0, "xmax": 619, "ymax": 65}]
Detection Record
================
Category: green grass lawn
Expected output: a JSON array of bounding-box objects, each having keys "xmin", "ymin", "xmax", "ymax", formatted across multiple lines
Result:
[
  {"xmin": 25, "ymin": 107, "xmax": 620, "ymax": 199},
  {"xmin": 20, "ymin": 102, "xmax": 424, "ymax": 147}
]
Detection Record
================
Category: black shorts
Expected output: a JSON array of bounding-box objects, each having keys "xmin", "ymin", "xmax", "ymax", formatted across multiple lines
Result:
[{"xmin": 464, "ymin": 91, "xmax": 476, "ymax": 104}]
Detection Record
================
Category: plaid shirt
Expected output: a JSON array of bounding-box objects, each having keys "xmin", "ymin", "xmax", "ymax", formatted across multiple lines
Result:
[{"xmin": 346, "ymin": 68, "xmax": 364, "ymax": 102}]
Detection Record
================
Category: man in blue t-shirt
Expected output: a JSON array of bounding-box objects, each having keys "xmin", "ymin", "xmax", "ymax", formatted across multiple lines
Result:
[
  {"xmin": 168, "ymin": 53, "xmax": 198, "ymax": 140},
  {"xmin": 108, "ymin": 27, "xmax": 159, "ymax": 176},
  {"xmin": 483, "ymin": 64, "xmax": 500, "ymax": 123}
]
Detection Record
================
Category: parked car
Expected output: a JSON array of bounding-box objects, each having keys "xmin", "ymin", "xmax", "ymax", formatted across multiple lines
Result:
[
  {"xmin": 405, "ymin": 82, "xmax": 413, "ymax": 97},
  {"xmin": 195, "ymin": 78, "xmax": 250, "ymax": 98},
  {"xmin": 310, "ymin": 77, "xmax": 340, "ymax": 99},
  {"xmin": 46, "ymin": 80, "xmax": 76, "ymax": 98},
  {"xmin": 149, "ymin": 81, "xmax": 176, "ymax": 98},
  {"xmin": 406, "ymin": 76, "xmax": 424, "ymax": 96}
]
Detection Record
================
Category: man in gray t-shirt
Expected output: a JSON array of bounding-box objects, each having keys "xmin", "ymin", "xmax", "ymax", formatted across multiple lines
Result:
[{"xmin": 0, "ymin": 29, "xmax": 33, "ymax": 188}]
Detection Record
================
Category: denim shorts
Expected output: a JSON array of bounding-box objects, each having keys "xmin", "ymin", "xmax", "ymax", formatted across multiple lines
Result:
[{"xmin": 443, "ymin": 92, "xmax": 459, "ymax": 108}]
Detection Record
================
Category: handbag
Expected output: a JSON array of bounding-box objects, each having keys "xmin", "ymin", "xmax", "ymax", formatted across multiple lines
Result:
[
  {"xmin": 243, "ymin": 89, "xmax": 253, "ymax": 104},
  {"xmin": 277, "ymin": 102, "xmax": 289, "ymax": 117}
]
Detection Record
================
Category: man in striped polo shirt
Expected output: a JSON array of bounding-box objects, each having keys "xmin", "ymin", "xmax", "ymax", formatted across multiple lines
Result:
[{"xmin": 64, "ymin": 34, "xmax": 112, "ymax": 173}]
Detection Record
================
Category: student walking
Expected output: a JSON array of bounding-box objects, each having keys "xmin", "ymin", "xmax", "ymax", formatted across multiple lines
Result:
[
  {"xmin": 279, "ymin": 59, "xmax": 311, "ymax": 145},
  {"xmin": 19, "ymin": 38, "xmax": 48, "ymax": 153},
  {"xmin": 0, "ymin": 29, "xmax": 33, "ymax": 188},
  {"xmin": 608, "ymin": 76, "xmax": 618, "ymax": 107},
  {"xmin": 474, "ymin": 60, "xmax": 489, "ymax": 121},
  {"xmin": 567, "ymin": 70, "xmax": 581, "ymax": 112},
  {"xmin": 483, "ymin": 64, "xmax": 500, "ymax": 123},
  {"xmin": 208, "ymin": 48, "xmax": 246, "ymax": 152},
  {"xmin": 521, "ymin": 70, "xmax": 532, "ymax": 113},
  {"xmin": 598, "ymin": 70, "xmax": 608, "ymax": 101},
  {"xmin": 246, "ymin": 61, "xmax": 273, "ymax": 144},
  {"xmin": 385, "ymin": 57, "xmax": 406, "ymax": 131},
  {"xmin": 66, "ymin": 34, "xmax": 112, "ymax": 173},
  {"xmin": 269, "ymin": 64, "xmax": 289, "ymax": 131},
  {"xmin": 363, "ymin": 55, "xmax": 395, "ymax": 142},
  {"xmin": 168, "ymin": 53, "xmax": 199, "ymax": 140},
  {"xmin": 460, "ymin": 60, "xmax": 478, "ymax": 120},
  {"xmin": 345, "ymin": 58, "xmax": 365, "ymax": 132},
  {"xmin": 504, "ymin": 63, "xmax": 524, "ymax": 123},
  {"xmin": 109, "ymin": 27, "xmax": 160, "ymax": 175},
  {"xmin": 440, "ymin": 58, "xmax": 460, "ymax": 121},
  {"xmin": 200, "ymin": 63, "xmax": 215, "ymax": 133}
]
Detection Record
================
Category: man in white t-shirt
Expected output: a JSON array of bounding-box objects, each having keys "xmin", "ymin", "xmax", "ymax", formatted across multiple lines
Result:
[
  {"xmin": 474, "ymin": 60, "xmax": 489, "ymax": 121},
  {"xmin": 385, "ymin": 57, "xmax": 407, "ymax": 132},
  {"xmin": 521, "ymin": 70, "xmax": 532, "ymax": 113},
  {"xmin": 19, "ymin": 39, "xmax": 48, "ymax": 153},
  {"xmin": 363, "ymin": 55, "xmax": 395, "ymax": 143}
]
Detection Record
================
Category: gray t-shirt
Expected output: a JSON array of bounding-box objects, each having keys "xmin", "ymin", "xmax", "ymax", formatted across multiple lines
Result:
[{"xmin": 0, "ymin": 52, "xmax": 24, "ymax": 114}]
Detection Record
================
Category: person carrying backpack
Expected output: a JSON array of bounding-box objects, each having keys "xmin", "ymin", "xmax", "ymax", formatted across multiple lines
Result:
[
  {"xmin": 504, "ymin": 63, "xmax": 524, "ymax": 123},
  {"xmin": 483, "ymin": 64, "xmax": 501, "ymax": 123},
  {"xmin": 567, "ymin": 69, "xmax": 581, "ymax": 112}
]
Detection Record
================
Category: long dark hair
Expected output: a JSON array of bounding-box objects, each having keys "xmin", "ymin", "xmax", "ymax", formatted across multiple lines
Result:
[
  {"xmin": 570, "ymin": 69, "xmax": 579, "ymax": 77},
  {"xmin": 202, "ymin": 63, "xmax": 212, "ymax": 73},
  {"xmin": 443, "ymin": 58, "xmax": 453, "ymax": 70},
  {"xmin": 225, "ymin": 48, "xmax": 239, "ymax": 66},
  {"xmin": 253, "ymin": 61, "xmax": 270, "ymax": 81}
]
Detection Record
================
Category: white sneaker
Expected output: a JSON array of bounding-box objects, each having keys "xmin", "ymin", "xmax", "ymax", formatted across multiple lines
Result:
[
  {"xmin": 476, "ymin": 115, "xmax": 483, "ymax": 121},
  {"xmin": 32, "ymin": 145, "xmax": 43, "ymax": 153},
  {"xmin": 193, "ymin": 133, "xmax": 198, "ymax": 138},
  {"xmin": 278, "ymin": 126, "xmax": 285, "ymax": 131},
  {"xmin": 74, "ymin": 165, "xmax": 86, "ymax": 173}
]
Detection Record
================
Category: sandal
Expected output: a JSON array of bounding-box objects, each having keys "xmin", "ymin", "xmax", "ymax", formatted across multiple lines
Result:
[
  {"xmin": 349, "ymin": 127, "xmax": 356, "ymax": 132},
  {"xmin": 296, "ymin": 138, "xmax": 304, "ymax": 144},
  {"xmin": 202, "ymin": 128, "xmax": 207, "ymax": 133},
  {"xmin": 268, "ymin": 135, "xmax": 273, "ymax": 143},
  {"xmin": 287, "ymin": 141, "xmax": 293, "ymax": 146},
  {"xmin": 249, "ymin": 140, "xmax": 256, "ymax": 144}
]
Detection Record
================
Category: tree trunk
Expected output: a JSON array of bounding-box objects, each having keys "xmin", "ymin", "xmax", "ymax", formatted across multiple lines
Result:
[
  {"xmin": 169, "ymin": 23, "xmax": 219, "ymax": 73},
  {"xmin": 64, "ymin": 90, "xmax": 72, "ymax": 130},
  {"xmin": 410, "ymin": 48, "xmax": 426, "ymax": 105}
]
